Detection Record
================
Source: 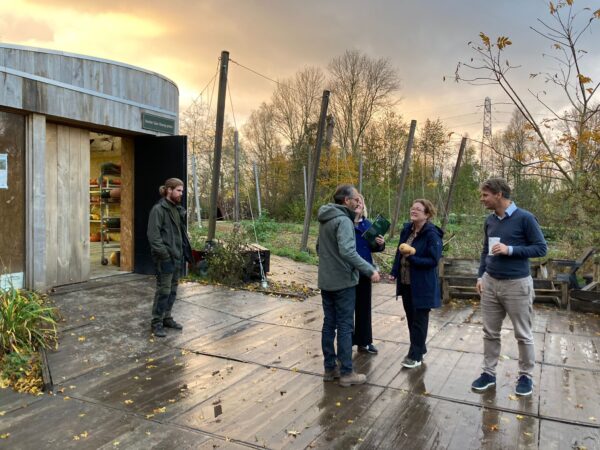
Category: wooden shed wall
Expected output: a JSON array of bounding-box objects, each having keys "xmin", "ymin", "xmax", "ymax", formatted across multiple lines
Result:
[{"xmin": 0, "ymin": 45, "xmax": 178, "ymax": 135}]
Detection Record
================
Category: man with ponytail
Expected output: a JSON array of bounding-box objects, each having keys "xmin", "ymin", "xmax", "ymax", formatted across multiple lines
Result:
[{"xmin": 147, "ymin": 178, "xmax": 192, "ymax": 337}]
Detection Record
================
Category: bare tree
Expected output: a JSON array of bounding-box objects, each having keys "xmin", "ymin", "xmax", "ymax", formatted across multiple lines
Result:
[
  {"xmin": 328, "ymin": 50, "xmax": 401, "ymax": 158},
  {"xmin": 272, "ymin": 66, "xmax": 324, "ymax": 156},
  {"xmin": 243, "ymin": 102, "xmax": 287, "ymax": 213}
]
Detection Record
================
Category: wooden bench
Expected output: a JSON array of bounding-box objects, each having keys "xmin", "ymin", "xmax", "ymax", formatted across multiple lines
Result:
[{"xmin": 439, "ymin": 258, "xmax": 568, "ymax": 307}]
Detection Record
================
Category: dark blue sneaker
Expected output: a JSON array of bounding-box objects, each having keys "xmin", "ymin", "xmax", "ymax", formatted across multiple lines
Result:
[
  {"xmin": 471, "ymin": 372, "xmax": 496, "ymax": 391},
  {"xmin": 515, "ymin": 375, "xmax": 533, "ymax": 396}
]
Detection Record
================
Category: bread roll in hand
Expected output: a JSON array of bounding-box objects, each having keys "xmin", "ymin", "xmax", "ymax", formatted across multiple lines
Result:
[{"xmin": 399, "ymin": 243, "xmax": 416, "ymax": 255}]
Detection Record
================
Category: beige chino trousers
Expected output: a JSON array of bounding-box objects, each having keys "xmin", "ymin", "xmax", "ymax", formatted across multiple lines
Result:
[{"xmin": 480, "ymin": 273, "xmax": 535, "ymax": 378}]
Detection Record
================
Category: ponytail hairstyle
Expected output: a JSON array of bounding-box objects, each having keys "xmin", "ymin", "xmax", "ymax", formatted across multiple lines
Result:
[{"xmin": 159, "ymin": 177, "xmax": 184, "ymax": 197}]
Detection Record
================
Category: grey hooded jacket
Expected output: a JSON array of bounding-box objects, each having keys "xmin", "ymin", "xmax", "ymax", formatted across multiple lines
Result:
[{"xmin": 317, "ymin": 203, "xmax": 375, "ymax": 291}]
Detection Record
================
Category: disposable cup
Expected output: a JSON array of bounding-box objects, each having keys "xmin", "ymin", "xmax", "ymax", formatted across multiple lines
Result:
[{"xmin": 488, "ymin": 237, "xmax": 501, "ymax": 256}]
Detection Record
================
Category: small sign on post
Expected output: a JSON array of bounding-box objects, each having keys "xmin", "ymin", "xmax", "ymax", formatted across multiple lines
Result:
[{"xmin": 141, "ymin": 112, "xmax": 175, "ymax": 135}]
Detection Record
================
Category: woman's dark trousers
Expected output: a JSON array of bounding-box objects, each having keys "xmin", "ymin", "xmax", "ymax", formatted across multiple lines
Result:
[
  {"xmin": 353, "ymin": 275, "xmax": 373, "ymax": 346},
  {"xmin": 400, "ymin": 283, "xmax": 430, "ymax": 361}
]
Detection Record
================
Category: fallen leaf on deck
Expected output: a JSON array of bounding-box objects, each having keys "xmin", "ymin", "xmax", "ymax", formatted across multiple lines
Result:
[
  {"xmin": 78, "ymin": 336, "xmax": 86, "ymax": 342},
  {"xmin": 336, "ymin": 402, "xmax": 342, "ymax": 407},
  {"xmin": 0, "ymin": 433, "xmax": 9, "ymax": 439},
  {"xmin": 0, "ymin": 411, "xmax": 5, "ymax": 416},
  {"xmin": 153, "ymin": 407, "xmax": 166, "ymax": 414},
  {"xmin": 287, "ymin": 430, "xmax": 300, "ymax": 437},
  {"xmin": 146, "ymin": 365, "xmax": 157, "ymax": 369},
  {"xmin": 489, "ymin": 424, "xmax": 499, "ymax": 431},
  {"xmin": 575, "ymin": 404, "xmax": 584, "ymax": 409},
  {"xmin": 516, "ymin": 415, "xmax": 524, "ymax": 420},
  {"xmin": 347, "ymin": 419, "xmax": 354, "ymax": 424},
  {"xmin": 508, "ymin": 394, "xmax": 518, "ymax": 401},
  {"xmin": 124, "ymin": 399, "xmax": 134, "ymax": 405},
  {"xmin": 80, "ymin": 431, "xmax": 88, "ymax": 438},
  {"xmin": 63, "ymin": 396, "xmax": 71, "ymax": 401}
]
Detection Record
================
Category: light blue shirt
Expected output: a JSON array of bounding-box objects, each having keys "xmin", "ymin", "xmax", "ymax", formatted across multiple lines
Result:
[{"xmin": 493, "ymin": 202, "xmax": 517, "ymax": 255}]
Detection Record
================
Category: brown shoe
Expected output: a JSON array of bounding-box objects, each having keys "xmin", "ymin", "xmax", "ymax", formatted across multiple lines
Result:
[
  {"xmin": 339, "ymin": 371, "xmax": 367, "ymax": 387},
  {"xmin": 323, "ymin": 367, "xmax": 340, "ymax": 382}
]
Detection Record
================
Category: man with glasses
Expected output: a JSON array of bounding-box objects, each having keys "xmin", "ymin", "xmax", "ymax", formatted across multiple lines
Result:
[{"xmin": 317, "ymin": 184, "xmax": 381, "ymax": 387}]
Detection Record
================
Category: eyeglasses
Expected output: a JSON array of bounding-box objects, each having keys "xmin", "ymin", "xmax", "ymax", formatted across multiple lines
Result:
[{"xmin": 410, "ymin": 207, "xmax": 425, "ymax": 212}]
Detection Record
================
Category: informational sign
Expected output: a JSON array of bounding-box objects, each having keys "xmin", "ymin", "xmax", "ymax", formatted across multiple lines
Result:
[
  {"xmin": 141, "ymin": 112, "xmax": 175, "ymax": 135},
  {"xmin": 0, "ymin": 153, "xmax": 7, "ymax": 189},
  {"xmin": 0, "ymin": 272, "xmax": 24, "ymax": 290}
]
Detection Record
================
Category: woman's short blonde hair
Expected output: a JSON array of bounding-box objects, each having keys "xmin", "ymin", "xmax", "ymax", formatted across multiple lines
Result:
[{"xmin": 358, "ymin": 194, "xmax": 368, "ymax": 219}]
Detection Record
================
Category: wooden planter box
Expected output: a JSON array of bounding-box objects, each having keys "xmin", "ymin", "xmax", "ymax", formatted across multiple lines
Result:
[{"xmin": 439, "ymin": 257, "xmax": 568, "ymax": 307}]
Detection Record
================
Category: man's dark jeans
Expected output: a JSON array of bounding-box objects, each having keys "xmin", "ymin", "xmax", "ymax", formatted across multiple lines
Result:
[{"xmin": 321, "ymin": 286, "xmax": 356, "ymax": 376}]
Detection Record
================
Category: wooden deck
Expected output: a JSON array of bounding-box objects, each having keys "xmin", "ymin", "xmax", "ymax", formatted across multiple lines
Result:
[{"xmin": 1, "ymin": 266, "xmax": 599, "ymax": 449}]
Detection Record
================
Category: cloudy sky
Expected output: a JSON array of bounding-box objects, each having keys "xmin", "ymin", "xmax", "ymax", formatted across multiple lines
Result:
[{"xmin": 1, "ymin": 0, "xmax": 599, "ymax": 142}]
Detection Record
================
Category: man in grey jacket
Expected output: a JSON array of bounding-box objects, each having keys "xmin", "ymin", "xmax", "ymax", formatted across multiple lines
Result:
[{"xmin": 318, "ymin": 184, "xmax": 380, "ymax": 387}]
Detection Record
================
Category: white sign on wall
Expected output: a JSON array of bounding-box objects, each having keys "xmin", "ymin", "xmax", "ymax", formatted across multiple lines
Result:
[
  {"xmin": 0, "ymin": 153, "xmax": 7, "ymax": 189},
  {"xmin": 0, "ymin": 272, "xmax": 24, "ymax": 290}
]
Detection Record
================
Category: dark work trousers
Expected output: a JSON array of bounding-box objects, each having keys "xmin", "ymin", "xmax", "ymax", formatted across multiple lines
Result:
[
  {"xmin": 353, "ymin": 275, "xmax": 373, "ymax": 347},
  {"xmin": 400, "ymin": 283, "xmax": 430, "ymax": 361},
  {"xmin": 151, "ymin": 259, "xmax": 181, "ymax": 325}
]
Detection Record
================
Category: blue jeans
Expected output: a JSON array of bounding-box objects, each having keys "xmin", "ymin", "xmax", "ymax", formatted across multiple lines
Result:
[{"xmin": 321, "ymin": 286, "xmax": 356, "ymax": 375}]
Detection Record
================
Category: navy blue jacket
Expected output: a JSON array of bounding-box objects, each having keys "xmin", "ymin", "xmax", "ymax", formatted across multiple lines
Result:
[{"xmin": 391, "ymin": 221, "xmax": 444, "ymax": 309}]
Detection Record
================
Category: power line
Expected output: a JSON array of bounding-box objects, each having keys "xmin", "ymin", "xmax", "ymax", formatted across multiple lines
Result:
[{"xmin": 229, "ymin": 58, "xmax": 280, "ymax": 86}]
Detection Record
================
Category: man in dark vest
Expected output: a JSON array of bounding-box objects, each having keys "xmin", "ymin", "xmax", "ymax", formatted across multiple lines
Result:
[{"xmin": 147, "ymin": 177, "xmax": 192, "ymax": 337}]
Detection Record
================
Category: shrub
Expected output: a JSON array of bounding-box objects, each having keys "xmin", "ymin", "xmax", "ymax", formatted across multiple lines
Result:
[
  {"xmin": 205, "ymin": 224, "xmax": 251, "ymax": 286},
  {"xmin": 0, "ymin": 286, "xmax": 57, "ymax": 356}
]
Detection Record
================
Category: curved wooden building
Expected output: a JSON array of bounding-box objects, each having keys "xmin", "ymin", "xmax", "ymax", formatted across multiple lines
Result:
[{"xmin": 0, "ymin": 44, "xmax": 187, "ymax": 291}]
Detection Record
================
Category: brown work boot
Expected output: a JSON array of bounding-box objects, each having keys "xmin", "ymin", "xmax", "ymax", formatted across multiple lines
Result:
[
  {"xmin": 323, "ymin": 366, "xmax": 340, "ymax": 382},
  {"xmin": 339, "ymin": 371, "xmax": 367, "ymax": 387}
]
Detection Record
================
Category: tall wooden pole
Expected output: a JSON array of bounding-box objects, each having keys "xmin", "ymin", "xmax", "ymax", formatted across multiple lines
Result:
[
  {"xmin": 192, "ymin": 152, "xmax": 201, "ymax": 227},
  {"xmin": 358, "ymin": 153, "xmax": 363, "ymax": 193},
  {"xmin": 441, "ymin": 137, "xmax": 467, "ymax": 232},
  {"xmin": 303, "ymin": 165, "xmax": 308, "ymax": 210},
  {"xmin": 300, "ymin": 90, "xmax": 330, "ymax": 252},
  {"xmin": 390, "ymin": 119, "xmax": 417, "ymax": 238},
  {"xmin": 207, "ymin": 50, "xmax": 229, "ymax": 242},
  {"xmin": 254, "ymin": 161, "xmax": 262, "ymax": 217},
  {"xmin": 233, "ymin": 130, "xmax": 240, "ymax": 222}
]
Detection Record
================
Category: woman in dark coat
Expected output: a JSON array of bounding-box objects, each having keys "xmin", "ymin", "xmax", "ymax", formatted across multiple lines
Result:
[
  {"xmin": 353, "ymin": 194, "xmax": 385, "ymax": 354},
  {"xmin": 390, "ymin": 199, "xmax": 443, "ymax": 368}
]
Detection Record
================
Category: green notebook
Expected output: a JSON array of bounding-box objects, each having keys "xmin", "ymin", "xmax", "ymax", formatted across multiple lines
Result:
[{"xmin": 361, "ymin": 215, "xmax": 391, "ymax": 244}]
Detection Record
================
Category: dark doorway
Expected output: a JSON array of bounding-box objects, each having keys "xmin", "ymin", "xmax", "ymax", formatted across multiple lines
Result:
[{"xmin": 134, "ymin": 135, "xmax": 187, "ymax": 274}]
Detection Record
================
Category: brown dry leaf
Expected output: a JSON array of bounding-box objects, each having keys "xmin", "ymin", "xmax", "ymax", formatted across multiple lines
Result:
[
  {"xmin": 576, "ymin": 403, "xmax": 584, "ymax": 409},
  {"xmin": 489, "ymin": 424, "xmax": 499, "ymax": 432},
  {"xmin": 153, "ymin": 407, "xmax": 166, "ymax": 414}
]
